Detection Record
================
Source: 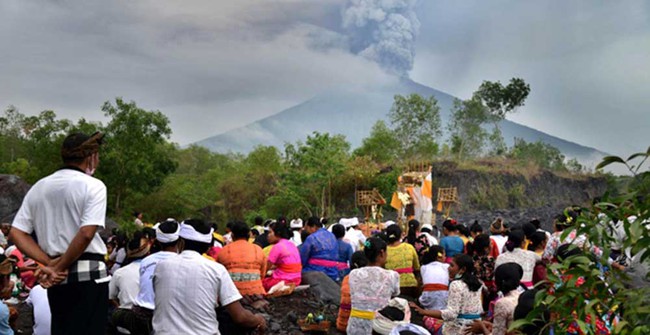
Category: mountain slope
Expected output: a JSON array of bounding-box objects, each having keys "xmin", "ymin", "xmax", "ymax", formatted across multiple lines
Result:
[{"xmin": 195, "ymin": 79, "xmax": 606, "ymax": 162}]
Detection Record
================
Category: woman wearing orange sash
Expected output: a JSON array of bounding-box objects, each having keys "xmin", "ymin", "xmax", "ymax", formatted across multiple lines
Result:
[
  {"xmin": 263, "ymin": 219, "xmax": 302, "ymax": 290},
  {"xmin": 217, "ymin": 221, "xmax": 267, "ymax": 296}
]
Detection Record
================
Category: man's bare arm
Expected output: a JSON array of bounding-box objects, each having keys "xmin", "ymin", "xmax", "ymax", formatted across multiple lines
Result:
[{"xmin": 225, "ymin": 300, "xmax": 267, "ymax": 332}]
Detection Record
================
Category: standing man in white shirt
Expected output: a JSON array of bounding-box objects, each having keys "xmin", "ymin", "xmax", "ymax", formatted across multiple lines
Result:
[
  {"xmin": 152, "ymin": 219, "xmax": 267, "ymax": 335},
  {"xmin": 10, "ymin": 131, "xmax": 109, "ymax": 335}
]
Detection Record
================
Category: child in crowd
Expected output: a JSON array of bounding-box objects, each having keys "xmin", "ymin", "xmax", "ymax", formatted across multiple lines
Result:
[
  {"xmin": 440, "ymin": 219, "xmax": 464, "ymax": 263},
  {"xmin": 410, "ymin": 254, "xmax": 484, "ymax": 335},
  {"xmin": 418, "ymin": 246, "xmax": 449, "ymax": 310},
  {"xmin": 418, "ymin": 246, "xmax": 449, "ymax": 335}
]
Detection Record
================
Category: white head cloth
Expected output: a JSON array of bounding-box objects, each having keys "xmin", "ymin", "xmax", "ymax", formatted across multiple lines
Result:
[
  {"xmin": 339, "ymin": 217, "xmax": 359, "ymax": 229},
  {"xmin": 179, "ymin": 222, "xmax": 214, "ymax": 244},
  {"xmin": 290, "ymin": 219, "xmax": 303, "ymax": 229},
  {"xmin": 383, "ymin": 220, "xmax": 396, "ymax": 228},
  {"xmin": 155, "ymin": 219, "xmax": 181, "ymax": 243}
]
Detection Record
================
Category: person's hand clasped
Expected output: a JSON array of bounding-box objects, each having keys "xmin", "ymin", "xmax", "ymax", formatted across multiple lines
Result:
[{"xmin": 36, "ymin": 257, "xmax": 68, "ymax": 288}]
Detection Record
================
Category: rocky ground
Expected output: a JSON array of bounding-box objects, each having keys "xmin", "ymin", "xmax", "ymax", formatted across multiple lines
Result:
[
  {"xmin": 13, "ymin": 286, "xmax": 425, "ymax": 335},
  {"xmin": 453, "ymin": 204, "xmax": 566, "ymax": 232}
]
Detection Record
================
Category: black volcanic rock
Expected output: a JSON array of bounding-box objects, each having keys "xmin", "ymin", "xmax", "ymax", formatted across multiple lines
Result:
[{"xmin": 0, "ymin": 174, "xmax": 31, "ymax": 223}]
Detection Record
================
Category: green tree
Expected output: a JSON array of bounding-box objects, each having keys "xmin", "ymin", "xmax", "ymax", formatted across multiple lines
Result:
[
  {"xmin": 508, "ymin": 138, "xmax": 566, "ymax": 170},
  {"xmin": 389, "ymin": 94, "xmax": 441, "ymax": 160},
  {"xmin": 474, "ymin": 78, "xmax": 530, "ymax": 155},
  {"xmin": 140, "ymin": 146, "xmax": 233, "ymax": 221},
  {"xmin": 447, "ymin": 97, "xmax": 489, "ymax": 160},
  {"xmin": 275, "ymin": 132, "xmax": 351, "ymax": 217},
  {"xmin": 353, "ymin": 120, "xmax": 400, "ymax": 165},
  {"xmin": 99, "ymin": 98, "xmax": 177, "ymax": 217},
  {"xmin": 0, "ymin": 108, "xmax": 78, "ymax": 183},
  {"xmin": 0, "ymin": 106, "xmax": 28, "ymax": 163},
  {"xmin": 219, "ymin": 146, "xmax": 283, "ymax": 220},
  {"xmin": 21, "ymin": 110, "xmax": 73, "ymax": 180}
]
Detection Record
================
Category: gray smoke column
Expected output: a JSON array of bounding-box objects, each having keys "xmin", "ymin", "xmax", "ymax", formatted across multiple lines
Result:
[{"xmin": 343, "ymin": 0, "xmax": 420, "ymax": 77}]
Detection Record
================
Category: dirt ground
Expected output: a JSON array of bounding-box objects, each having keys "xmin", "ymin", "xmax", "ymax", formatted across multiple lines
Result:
[{"xmin": 12, "ymin": 287, "xmax": 425, "ymax": 335}]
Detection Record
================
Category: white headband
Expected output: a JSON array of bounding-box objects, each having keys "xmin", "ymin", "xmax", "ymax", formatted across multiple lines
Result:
[
  {"xmin": 156, "ymin": 221, "xmax": 180, "ymax": 243},
  {"xmin": 179, "ymin": 222, "xmax": 213, "ymax": 244}
]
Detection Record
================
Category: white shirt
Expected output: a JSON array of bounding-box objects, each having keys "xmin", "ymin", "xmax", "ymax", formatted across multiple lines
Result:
[
  {"xmin": 153, "ymin": 250, "xmax": 242, "ymax": 335},
  {"xmin": 133, "ymin": 251, "xmax": 177, "ymax": 310},
  {"xmin": 109, "ymin": 260, "xmax": 142, "ymax": 309},
  {"xmin": 110, "ymin": 248, "xmax": 127, "ymax": 274},
  {"xmin": 290, "ymin": 230, "xmax": 302, "ymax": 246},
  {"xmin": 421, "ymin": 261, "xmax": 449, "ymax": 285},
  {"xmin": 490, "ymin": 235, "xmax": 508, "ymax": 254},
  {"xmin": 27, "ymin": 285, "xmax": 51, "ymax": 335},
  {"xmin": 12, "ymin": 169, "xmax": 107, "ymax": 255},
  {"xmin": 344, "ymin": 228, "xmax": 366, "ymax": 252},
  {"xmin": 495, "ymin": 248, "xmax": 541, "ymax": 283}
]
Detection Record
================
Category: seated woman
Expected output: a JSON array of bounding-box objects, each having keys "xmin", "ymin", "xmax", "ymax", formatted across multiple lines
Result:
[
  {"xmin": 542, "ymin": 210, "xmax": 586, "ymax": 262},
  {"xmin": 385, "ymin": 225, "xmax": 420, "ymax": 298},
  {"xmin": 0, "ymin": 255, "xmax": 15, "ymax": 335},
  {"xmin": 495, "ymin": 230, "xmax": 541, "ymax": 288},
  {"xmin": 529, "ymin": 231, "xmax": 548, "ymax": 284},
  {"xmin": 217, "ymin": 221, "xmax": 267, "ymax": 296},
  {"xmin": 418, "ymin": 246, "xmax": 449, "ymax": 335},
  {"xmin": 468, "ymin": 234, "xmax": 496, "ymax": 311},
  {"xmin": 5, "ymin": 246, "xmax": 38, "ymax": 289},
  {"xmin": 263, "ymin": 219, "xmax": 302, "ymax": 291},
  {"xmin": 410, "ymin": 254, "xmax": 484, "ymax": 335},
  {"xmin": 491, "ymin": 263, "xmax": 524, "ymax": 335},
  {"xmin": 332, "ymin": 224, "xmax": 354, "ymax": 280},
  {"xmin": 418, "ymin": 246, "xmax": 449, "ymax": 310},
  {"xmin": 440, "ymin": 219, "xmax": 464, "ymax": 263},
  {"xmin": 336, "ymin": 250, "xmax": 368, "ymax": 333},
  {"xmin": 347, "ymin": 237, "xmax": 400, "ymax": 335},
  {"xmin": 300, "ymin": 217, "xmax": 340, "ymax": 282},
  {"xmin": 403, "ymin": 219, "xmax": 434, "ymax": 260}
]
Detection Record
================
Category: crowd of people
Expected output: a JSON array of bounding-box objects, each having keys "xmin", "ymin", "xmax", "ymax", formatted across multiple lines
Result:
[{"xmin": 0, "ymin": 131, "xmax": 640, "ymax": 335}]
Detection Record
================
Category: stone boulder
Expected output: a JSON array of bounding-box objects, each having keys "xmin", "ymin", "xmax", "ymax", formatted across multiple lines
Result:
[
  {"xmin": 0, "ymin": 175, "xmax": 31, "ymax": 223},
  {"xmin": 300, "ymin": 271, "xmax": 341, "ymax": 305}
]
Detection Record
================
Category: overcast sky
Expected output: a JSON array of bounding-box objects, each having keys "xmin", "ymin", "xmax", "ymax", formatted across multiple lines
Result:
[{"xmin": 1, "ymin": 0, "xmax": 648, "ymax": 159}]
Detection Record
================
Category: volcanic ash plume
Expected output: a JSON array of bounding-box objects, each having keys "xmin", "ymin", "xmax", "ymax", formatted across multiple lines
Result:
[{"xmin": 343, "ymin": 0, "xmax": 420, "ymax": 77}]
